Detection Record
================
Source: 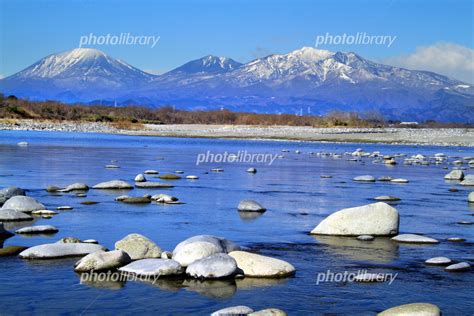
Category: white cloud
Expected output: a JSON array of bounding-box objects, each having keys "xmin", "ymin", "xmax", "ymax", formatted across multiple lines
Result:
[{"xmin": 384, "ymin": 42, "xmax": 474, "ymax": 83}]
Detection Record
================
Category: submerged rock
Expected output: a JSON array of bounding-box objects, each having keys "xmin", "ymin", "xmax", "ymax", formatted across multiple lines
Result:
[
  {"xmin": 391, "ymin": 234, "xmax": 439, "ymax": 244},
  {"xmin": 0, "ymin": 222, "xmax": 14, "ymax": 238},
  {"xmin": 115, "ymin": 233, "xmax": 162, "ymax": 260},
  {"xmin": 93, "ymin": 180, "xmax": 133, "ymax": 190},
  {"xmin": 310, "ymin": 202, "xmax": 399, "ymax": 236},
  {"xmin": 158, "ymin": 174, "xmax": 182, "ymax": 180},
  {"xmin": 237, "ymin": 200, "xmax": 266, "ymax": 212},
  {"xmin": 186, "ymin": 253, "xmax": 238, "ymax": 279},
  {"xmin": 377, "ymin": 303, "xmax": 441, "ymax": 316},
  {"xmin": 118, "ymin": 196, "xmax": 151, "ymax": 204},
  {"xmin": 74, "ymin": 250, "xmax": 131, "ymax": 272},
  {"xmin": 229, "ymin": 251, "xmax": 295, "ymax": 278},
  {"xmin": 19, "ymin": 243, "xmax": 106, "ymax": 259},
  {"xmin": 135, "ymin": 182, "xmax": 174, "ymax": 189},
  {"xmin": 0, "ymin": 209, "xmax": 33, "ymax": 221},
  {"xmin": 15, "ymin": 225, "xmax": 58, "ymax": 234},
  {"xmin": 1, "ymin": 196, "xmax": 45, "ymax": 213},
  {"xmin": 119, "ymin": 258, "xmax": 183, "ymax": 277},
  {"xmin": 0, "ymin": 245, "xmax": 28, "ymax": 257}
]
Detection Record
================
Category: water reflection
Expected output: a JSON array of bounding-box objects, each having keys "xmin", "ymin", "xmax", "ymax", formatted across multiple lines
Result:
[{"xmin": 311, "ymin": 235, "xmax": 399, "ymax": 263}]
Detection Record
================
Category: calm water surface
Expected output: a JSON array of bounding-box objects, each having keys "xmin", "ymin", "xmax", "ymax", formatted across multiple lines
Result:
[{"xmin": 0, "ymin": 130, "xmax": 473, "ymax": 315}]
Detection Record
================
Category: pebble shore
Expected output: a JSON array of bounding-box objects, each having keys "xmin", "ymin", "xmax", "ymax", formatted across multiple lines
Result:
[{"xmin": 1, "ymin": 120, "xmax": 473, "ymax": 146}]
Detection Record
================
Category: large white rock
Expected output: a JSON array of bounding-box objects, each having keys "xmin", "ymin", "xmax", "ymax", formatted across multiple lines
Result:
[
  {"xmin": 310, "ymin": 202, "xmax": 399, "ymax": 236},
  {"xmin": 74, "ymin": 250, "xmax": 131, "ymax": 272},
  {"xmin": 444, "ymin": 170, "xmax": 464, "ymax": 180},
  {"xmin": 0, "ymin": 209, "xmax": 33, "ymax": 221},
  {"xmin": 238, "ymin": 200, "xmax": 266, "ymax": 212},
  {"xmin": 134, "ymin": 174, "xmax": 146, "ymax": 182},
  {"xmin": 460, "ymin": 174, "xmax": 474, "ymax": 186},
  {"xmin": 229, "ymin": 251, "xmax": 295, "ymax": 278},
  {"xmin": 211, "ymin": 306, "xmax": 254, "ymax": 316},
  {"xmin": 391, "ymin": 234, "xmax": 439, "ymax": 244},
  {"xmin": 186, "ymin": 253, "xmax": 237, "ymax": 279},
  {"xmin": 19, "ymin": 243, "xmax": 106, "ymax": 259},
  {"xmin": 15, "ymin": 225, "xmax": 58, "ymax": 234},
  {"xmin": 119, "ymin": 258, "xmax": 183, "ymax": 277},
  {"xmin": 377, "ymin": 303, "xmax": 441, "ymax": 316},
  {"xmin": 115, "ymin": 233, "xmax": 162, "ymax": 260},
  {"xmin": 2, "ymin": 196, "xmax": 45, "ymax": 213},
  {"xmin": 172, "ymin": 235, "xmax": 239, "ymax": 267},
  {"xmin": 92, "ymin": 180, "xmax": 133, "ymax": 189}
]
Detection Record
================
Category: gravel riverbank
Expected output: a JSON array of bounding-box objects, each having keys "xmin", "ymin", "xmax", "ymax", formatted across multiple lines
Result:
[{"xmin": 1, "ymin": 120, "xmax": 473, "ymax": 146}]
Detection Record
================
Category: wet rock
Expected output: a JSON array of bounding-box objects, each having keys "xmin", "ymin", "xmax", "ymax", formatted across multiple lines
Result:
[
  {"xmin": 1, "ymin": 196, "xmax": 45, "ymax": 213},
  {"xmin": 457, "ymin": 221, "xmax": 473, "ymax": 225},
  {"xmin": 444, "ymin": 170, "xmax": 464, "ymax": 180},
  {"xmin": 377, "ymin": 303, "xmax": 441, "ymax": 316},
  {"xmin": 425, "ymin": 257, "xmax": 452, "ymax": 265},
  {"xmin": 186, "ymin": 175, "xmax": 199, "ymax": 180},
  {"xmin": 134, "ymin": 174, "xmax": 146, "ymax": 182},
  {"xmin": 115, "ymin": 233, "xmax": 162, "ymax": 260},
  {"xmin": 444, "ymin": 262, "xmax": 471, "ymax": 272},
  {"xmin": 377, "ymin": 176, "xmax": 393, "ymax": 182},
  {"xmin": 158, "ymin": 174, "xmax": 182, "ymax": 180},
  {"xmin": 17, "ymin": 142, "xmax": 28, "ymax": 147},
  {"xmin": 357, "ymin": 235, "xmax": 375, "ymax": 241},
  {"xmin": 105, "ymin": 165, "xmax": 120, "ymax": 169},
  {"xmin": 247, "ymin": 167, "xmax": 257, "ymax": 173},
  {"xmin": 16, "ymin": 225, "xmax": 58, "ymax": 234},
  {"xmin": 460, "ymin": 174, "xmax": 474, "ymax": 186},
  {"xmin": 152, "ymin": 194, "xmax": 179, "ymax": 204},
  {"xmin": 0, "ymin": 222, "xmax": 14, "ymax": 238},
  {"xmin": 0, "ymin": 209, "xmax": 33, "ymax": 221},
  {"xmin": 172, "ymin": 235, "xmax": 239, "ymax": 267},
  {"xmin": 353, "ymin": 175, "xmax": 376, "ymax": 182},
  {"xmin": 211, "ymin": 306, "xmax": 254, "ymax": 316},
  {"xmin": 46, "ymin": 185, "xmax": 61, "ymax": 193},
  {"xmin": 0, "ymin": 186, "xmax": 26, "ymax": 205},
  {"xmin": 390, "ymin": 178, "xmax": 409, "ymax": 183},
  {"xmin": 391, "ymin": 234, "xmax": 439, "ymax": 244},
  {"xmin": 144, "ymin": 170, "xmax": 159, "ymax": 174},
  {"xmin": 19, "ymin": 243, "xmax": 106, "ymax": 259},
  {"xmin": 74, "ymin": 250, "xmax": 131, "ymax": 272},
  {"xmin": 320, "ymin": 175, "xmax": 332, "ymax": 178},
  {"xmin": 0, "ymin": 245, "xmax": 28, "ymax": 257},
  {"xmin": 80, "ymin": 201, "xmax": 99, "ymax": 205},
  {"xmin": 118, "ymin": 196, "xmax": 151, "ymax": 204},
  {"xmin": 211, "ymin": 168, "xmax": 224, "ymax": 172},
  {"xmin": 119, "ymin": 258, "xmax": 183, "ymax": 277},
  {"xmin": 135, "ymin": 182, "xmax": 174, "ymax": 189},
  {"xmin": 61, "ymin": 183, "xmax": 89, "ymax": 192},
  {"xmin": 186, "ymin": 253, "xmax": 237, "ymax": 279},
  {"xmin": 93, "ymin": 180, "xmax": 133, "ymax": 190},
  {"xmin": 229, "ymin": 251, "xmax": 295, "ymax": 278},
  {"xmin": 237, "ymin": 200, "xmax": 266, "ymax": 212},
  {"xmin": 373, "ymin": 196, "xmax": 400, "ymax": 202},
  {"xmin": 310, "ymin": 202, "xmax": 399, "ymax": 236},
  {"xmin": 31, "ymin": 210, "xmax": 58, "ymax": 216},
  {"xmin": 57, "ymin": 206, "xmax": 73, "ymax": 210},
  {"xmin": 447, "ymin": 237, "xmax": 465, "ymax": 242}
]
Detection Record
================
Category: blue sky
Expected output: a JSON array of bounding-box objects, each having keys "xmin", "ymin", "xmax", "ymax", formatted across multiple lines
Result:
[{"xmin": 0, "ymin": 0, "xmax": 473, "ymax": 82}]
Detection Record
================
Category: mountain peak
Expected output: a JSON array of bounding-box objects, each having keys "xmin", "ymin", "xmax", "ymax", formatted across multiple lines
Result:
[{"xmin": 168, "ymin": 55, "xmax": 242, "ymax": 74}]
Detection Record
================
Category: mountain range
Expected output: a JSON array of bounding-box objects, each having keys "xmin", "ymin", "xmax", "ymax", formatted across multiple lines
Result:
[{"xmin": 1, "ymin": 47, "xmax": 473, "ymax": 122}]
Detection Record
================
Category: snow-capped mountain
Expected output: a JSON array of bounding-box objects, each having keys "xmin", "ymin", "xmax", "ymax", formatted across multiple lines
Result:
[
  {"xmin": 1, "ymin": 48, "xmax": 154, "ymax": 102},
  {"xmin": 1, "ymin": 47, "xmax": 473, "ymax": 121}
]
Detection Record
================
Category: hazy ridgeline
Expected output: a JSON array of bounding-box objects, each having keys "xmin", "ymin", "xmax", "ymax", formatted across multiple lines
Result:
[{"xmin": 0, "ymin": 95, "xmax": 470, "ymax": 128}]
